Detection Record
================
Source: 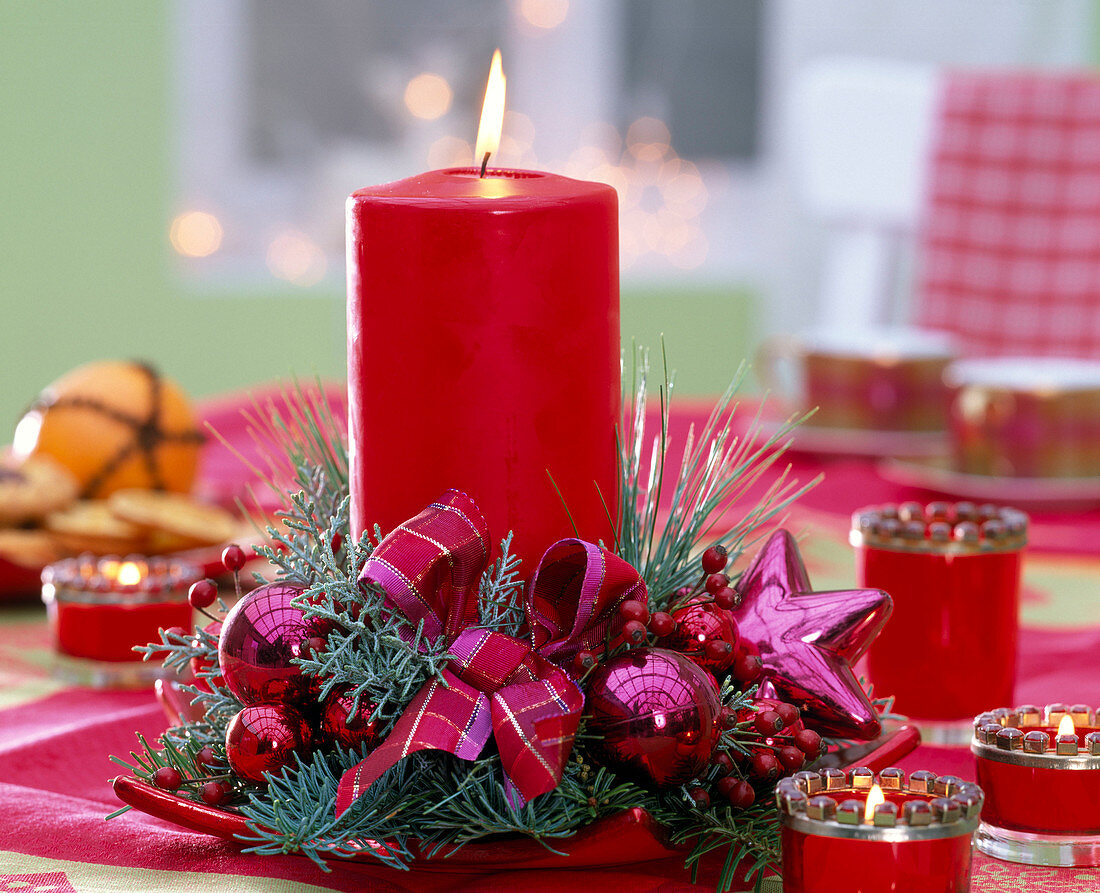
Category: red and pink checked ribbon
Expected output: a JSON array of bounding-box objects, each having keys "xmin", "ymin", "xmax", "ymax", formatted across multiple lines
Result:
[{"xmin": 334, "ymin": 490, "xmax": 646, "ymax": 816}]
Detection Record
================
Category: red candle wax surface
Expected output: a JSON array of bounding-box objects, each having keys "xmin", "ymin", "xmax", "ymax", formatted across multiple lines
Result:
[
  {"xmin": 857, "ymin": 545, "xmax": 1021, "ymax": 719},
  {"xmin": 781, "ymin": 826, "xmax": 973, "ymax": 893},
  {"xmin": 976, "ymin": 731, "xmax": 1100, "ymax": 834},
  {"xmin": 48, "ymin": 600, "xmax": 193, "ymax": 662},
  {"xmin": 347, "ymin": 167, "xmax": 619, "ymax": 571}
]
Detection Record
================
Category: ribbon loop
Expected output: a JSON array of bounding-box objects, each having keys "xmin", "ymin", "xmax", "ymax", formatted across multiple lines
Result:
[{"xmin": 335, "ymin": 491, "xmax": 646, "ymax": 817}]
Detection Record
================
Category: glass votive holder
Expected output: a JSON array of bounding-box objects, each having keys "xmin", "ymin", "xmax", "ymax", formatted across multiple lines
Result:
[
  {"xmin": 41, "ymin": 553, "xmax": 200, "ymax": 687},
  {"xmin": 777, "ymin": 767, "xmax": 982, "ymax": 893},
  {"xmin": 850, "ymin": 501, "xmax": 1027, "ymax": 744},
  {"xmin": 971, "ymin": 703, "xmax": 1100, "ymax": 866}
]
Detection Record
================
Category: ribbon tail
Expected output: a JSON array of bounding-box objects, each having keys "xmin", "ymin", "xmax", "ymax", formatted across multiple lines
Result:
[
  {"xmin": 335, "ymin": 670, "xmax": 491, "ymax": 817},
  {"xmin": 490, "ymin": 673, "xmax": 584, "ymax": 807}
]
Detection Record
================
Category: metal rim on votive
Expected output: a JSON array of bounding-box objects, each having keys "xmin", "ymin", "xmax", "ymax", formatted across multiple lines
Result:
[
  {"xmin": 776, "ymin": 767, "xmax": 982, "ymax": 842},
  {"xmin": 971, "ymin": 704, "xmax": 1100, "ymax": 771},
  {"xmin": 41, "ymin": 555, "xmax": 202, "ymax": 607}
]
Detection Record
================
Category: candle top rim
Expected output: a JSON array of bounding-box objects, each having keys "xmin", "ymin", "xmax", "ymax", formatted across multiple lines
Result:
[{"xmin": 349, "ymin": 166, "xmax": 616, "ymax": 206}]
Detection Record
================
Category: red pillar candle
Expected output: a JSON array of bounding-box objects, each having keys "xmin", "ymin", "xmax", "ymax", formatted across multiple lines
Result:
[{"xmin": 346, "ymin": 167, "xmax": 619, "ymax": 571}]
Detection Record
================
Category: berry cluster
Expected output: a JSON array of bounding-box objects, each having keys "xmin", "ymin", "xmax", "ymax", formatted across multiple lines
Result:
[
  {"xmin": 150, "ymin": 743, "xmax": 234, "ymax": 806},
  {"xmin": 690, "ymin": 698, "xmax": 823, "ymax": 810}
]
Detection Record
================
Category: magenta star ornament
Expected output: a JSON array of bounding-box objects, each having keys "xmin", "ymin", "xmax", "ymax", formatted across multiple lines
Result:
[{"xmin": 731, "ymin": 529, "xmax": 892, "ymax": 740}]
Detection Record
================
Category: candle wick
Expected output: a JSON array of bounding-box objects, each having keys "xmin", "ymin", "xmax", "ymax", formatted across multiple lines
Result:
[{"xmin": 480, "ymin": 152, "xmax": 491, "ymax": 178}]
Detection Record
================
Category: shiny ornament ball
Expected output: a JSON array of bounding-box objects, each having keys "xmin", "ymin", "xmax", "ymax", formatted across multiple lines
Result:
[
  {"xmin": 662, "ymin": 597, "xmax": 740, "ymax": 674},
  {"xmin": 319, "ymin": 686, "xmax": 382, "ymax": 751},
  {"xmin": 584, "ymin": 647, "xmax": 722, "ymax": 788},
  {"xmin": 225, "ymin": 703, "xmax": 312, "ymax": 784},
  {"xmin": 218, "ymin": 582, "xmax": 324, "ymax": 708}
]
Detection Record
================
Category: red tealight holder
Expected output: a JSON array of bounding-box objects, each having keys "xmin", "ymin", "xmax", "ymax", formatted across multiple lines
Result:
[
  {"xmin": 972, "ymin": 703, "xmax": 1100, "ymax": 865},
  {"xmin": 41, "ymin": 554, "xmax": 199, "ymax": 687},
  {"xmin": 851, "ymin": 501, "xmax": 1027, "ymax": 743},
  {"xmin": 777, "ymin": 767, "xmax": 982, "ymax": 893}
]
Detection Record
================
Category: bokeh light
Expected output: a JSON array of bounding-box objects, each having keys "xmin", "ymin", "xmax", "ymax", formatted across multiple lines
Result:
[
  {"xmin": 266, "ymin": 231, "xmax": 326, "ymax": 286},
  {"xmin": 404, "ymin": 72, "xmax": 453, "ymax": 121},
  {"xmin": 518, "ymin": 0, "xmax": 569, "ymax": 30},
  {"xmin": 428, "ymin": 135, "xmax": 473, "ymax": 168},
  {"xmin": 169, "ymin": 210, "xmax": 223, "ymax": 258}
]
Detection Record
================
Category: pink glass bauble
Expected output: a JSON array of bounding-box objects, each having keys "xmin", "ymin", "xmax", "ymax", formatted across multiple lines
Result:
[
  {"xmin": 319, "ymin": 686, "xmax": 382, "ymax": 751},
  {"xmin": 662, "ymin": 597, "xmax": 740, "ymax": 674},
  {"xmin": 225, "ymin": 703, "xmax": 312, "ymax": 784},
  {"xmin": 584, "ymin": 647, "xmax": 722, "ymax": 787},
  {"xmin": 218, "ymin": 581, "xmax": 324, "ymax": 708}
]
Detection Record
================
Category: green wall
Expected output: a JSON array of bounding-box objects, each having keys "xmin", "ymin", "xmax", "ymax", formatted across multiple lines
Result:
[{"xmin": 0, "ymin": 4, "xmax": 754, "ymax": 437}]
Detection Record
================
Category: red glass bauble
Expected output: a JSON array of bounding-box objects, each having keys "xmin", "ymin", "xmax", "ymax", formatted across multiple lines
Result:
[
  {"xmin": 584, "ymin": 647, "xmax": 722, "ymax": 787},
  {"xmin": 218, "ymin": 582, "xmax": 325, "ymax": 708},
  {"xmin": 225, "ymin": 703, "xmax": 312, "ymax": 784},
  {"xmin": 319, "ymin": 686, "xmax": 382, "ymax": 751},
  {"xmin": 662, "ymin": 597, "xmax": 740, "ymax": 674}
]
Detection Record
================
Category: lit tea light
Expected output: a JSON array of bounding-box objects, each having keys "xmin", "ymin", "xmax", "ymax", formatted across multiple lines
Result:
[
  {"xmin": 777, "ymin": 767, "xmax": 982, "ymax": 893},
  {"xmin": 972, "ymin": 703, "xmax": 1100, "ymax": 866},
  {"xmin": 42, "ymin": 554, "xmax": 201, "ymax": 686}
]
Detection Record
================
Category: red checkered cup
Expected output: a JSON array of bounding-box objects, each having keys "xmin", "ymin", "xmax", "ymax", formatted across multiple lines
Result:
[
  {"xmin": 757, "ymin": 327, "xmax": 956, "ymax": 432},
  {"xmin": 851, "ymin": 502, "xmax": 1027, "ymax": 744},
  {"xmin": 946, "ymin": 358, "xmax": 1100, "ymax": 478}
]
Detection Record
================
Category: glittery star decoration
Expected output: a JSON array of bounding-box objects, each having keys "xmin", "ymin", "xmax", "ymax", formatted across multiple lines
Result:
[{"xmin": 731, "ymin": 529, "xmax": 892, "ymax": 740}]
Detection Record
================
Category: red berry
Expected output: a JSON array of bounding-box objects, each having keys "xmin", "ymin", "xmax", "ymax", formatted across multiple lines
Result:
[
  {"xmin": 688, "ymin": 786, "xmax": 711, "ymax": 809},
  {"xmin": 733, "ymin": 653, "xmax": 763, "ymax": 684},
  {"xmin": 200, "ymin": 780, "xmax": 233, "ymax": 806},
  {"xmin": 163, "ymin": 626, "xmax": 188, "ymax": 641},
  {"xmin": 188, "ymin": 578, "xmax": 218, "ymax": 610},
  {"xmin": 755, "ymin": 710, "xmax": 784, "ymax": 736},
  {"xmin": 713, "ymin": 586, "xmax": 738, "ymax": 610},
  {"xmin": 619, "ymin": 599, "xmax": 650, "ymax": 624},
  {"xmin": 648, "ymin": 611, "xmax": 676, "ymax": 637},
  {"xmin": 221, "ymin": 544, "xmax": 246, "ymax": 573},
  {"xmin": 774, "ymin": 702, "xmax": 801, "ymax": 727},
  {"xmin": 794, "ymin": 728, "xmax": 822, "ymax": 758},
  {"xmin": 701, "ymin": 545, "xmax": 729, "ymax": 575},
  {"xmin": 195, "ymin": 744, "xmax": 218, "ymax": 771},
  {"xmin": 777, "ymin": 745, "xmax": 805, "ymax": 773},
  {"xmin": 705, "ymin": 639, "xmax": 733, "ymax": 665},
  {"xmin": 622, "ymin": 619, "xmax": 648, "ymax": 645},
  {"xmin": 573, "ymin": 650, "xmax": 598, "ymax": 673},
  {"xmin": 750, "ymin": 751, "xmax": 780, "ymax": 781},
  {"xmin": 718, "ymin": 776, "xmax": 756, "ymax": 808},
  {"xmin": 705, "ymin": 573, "xmax": 729, "ymax": 595},
  {"xmin": 152, "ymin": 766, "xmax": 183, "ymax": 791},
  {"xmin": 330, "ymin": 532, "xmax": 344, "ymax": 553},
  {"xmin": 711, "ymin": 751, "xmax": 735, "ymax": 776},
  {"xmin": 675, "ymin": 586, "xmax": 693, "ymax": 600},
  {"xmin": 719, "ymin": 705, "xmax": 737, "ymax": 729}
]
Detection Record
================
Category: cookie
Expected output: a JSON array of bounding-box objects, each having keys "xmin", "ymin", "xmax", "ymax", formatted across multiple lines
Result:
[
  {"xmin": 0, "ymin": 454, "xmax": 79, "ymax": 525},
  {"xmin": 107, "ymin": 489, "xmax": 240, "ymax": 549},
  {"xmin": 44, "ymin": 500, "xmax": 149, "ymax": 555},
  {"xmin": 0, "ymin": 528, "xmax": 64, "ymax": 568}
]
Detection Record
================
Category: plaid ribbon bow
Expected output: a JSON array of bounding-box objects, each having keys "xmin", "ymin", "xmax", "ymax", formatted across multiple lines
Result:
[{"xmin": 334, "ymin": 490, "xmax": 646, "ymax": 816}]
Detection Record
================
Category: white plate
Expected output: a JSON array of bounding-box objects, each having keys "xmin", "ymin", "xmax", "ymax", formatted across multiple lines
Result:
[
  {"xmin": 877, "ymin": 457, "xmax": 1100, "ymax": 510},
  {"xmin": 761, "ymin": 418, "xmax": 947, "ymax": 459}
]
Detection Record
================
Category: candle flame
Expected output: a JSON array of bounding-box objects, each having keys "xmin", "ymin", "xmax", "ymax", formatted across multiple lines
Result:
[
  {"xmin": 1058, "ymin": 714, "xmax": 1076, "ymax": 737},
  {"xmin": 475, "ymin": 49, "xmax": 506, "ymax": 169},
  {"xmin": 864, "ymin": 784, "xmax": 885, "ymax": 823},
  {"xmin": 117, "ymin": 561, "xmax": 142, "ymax": 586}
]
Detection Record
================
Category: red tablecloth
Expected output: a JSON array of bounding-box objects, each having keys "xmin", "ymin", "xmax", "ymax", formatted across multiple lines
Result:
[{"xmin": 1, "ymin": 387, "xmax": 1098, "ymax": 892}]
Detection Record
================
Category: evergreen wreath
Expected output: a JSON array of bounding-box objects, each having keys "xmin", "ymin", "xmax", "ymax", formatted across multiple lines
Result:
[{"xmin": 110, "ymin": 351, "xmax": 889, "ymax": 893}]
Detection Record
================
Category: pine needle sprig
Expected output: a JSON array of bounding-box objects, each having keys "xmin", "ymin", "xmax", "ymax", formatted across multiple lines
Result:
[
  {"xmin": 477, "ymin": 532, "xmax": 526, "ymax": 637},
  {"xmin": 616, "ymin": 345, "xmax": 818, "ymax": 604}
]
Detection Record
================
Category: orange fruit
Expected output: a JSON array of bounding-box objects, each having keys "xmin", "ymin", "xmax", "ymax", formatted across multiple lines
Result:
[{"xmin": 12, "ymin": 360, "xmax": 203, "ymax": 498}]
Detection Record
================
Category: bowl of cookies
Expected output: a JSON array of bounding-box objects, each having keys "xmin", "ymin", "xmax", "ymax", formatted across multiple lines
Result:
[{"xmin": 0, "ymin": 360, "xmax": 255, "ymax": 598}]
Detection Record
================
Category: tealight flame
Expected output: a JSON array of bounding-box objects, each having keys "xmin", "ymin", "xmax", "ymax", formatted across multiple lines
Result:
[
  {"xmin": 475, "ymin": 49, "xmax": 506, "ymax": 174},
  {"xmin": 1058, "ymin": 714, "xmax": 1076, "ymax": 737},
  {"xmin": 864, "ymin": 784, "xmax": 885, "ymax": 824},
  {"xmin": 117, "ymin": 561, "xmax": 142, "ymax": 586}
]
